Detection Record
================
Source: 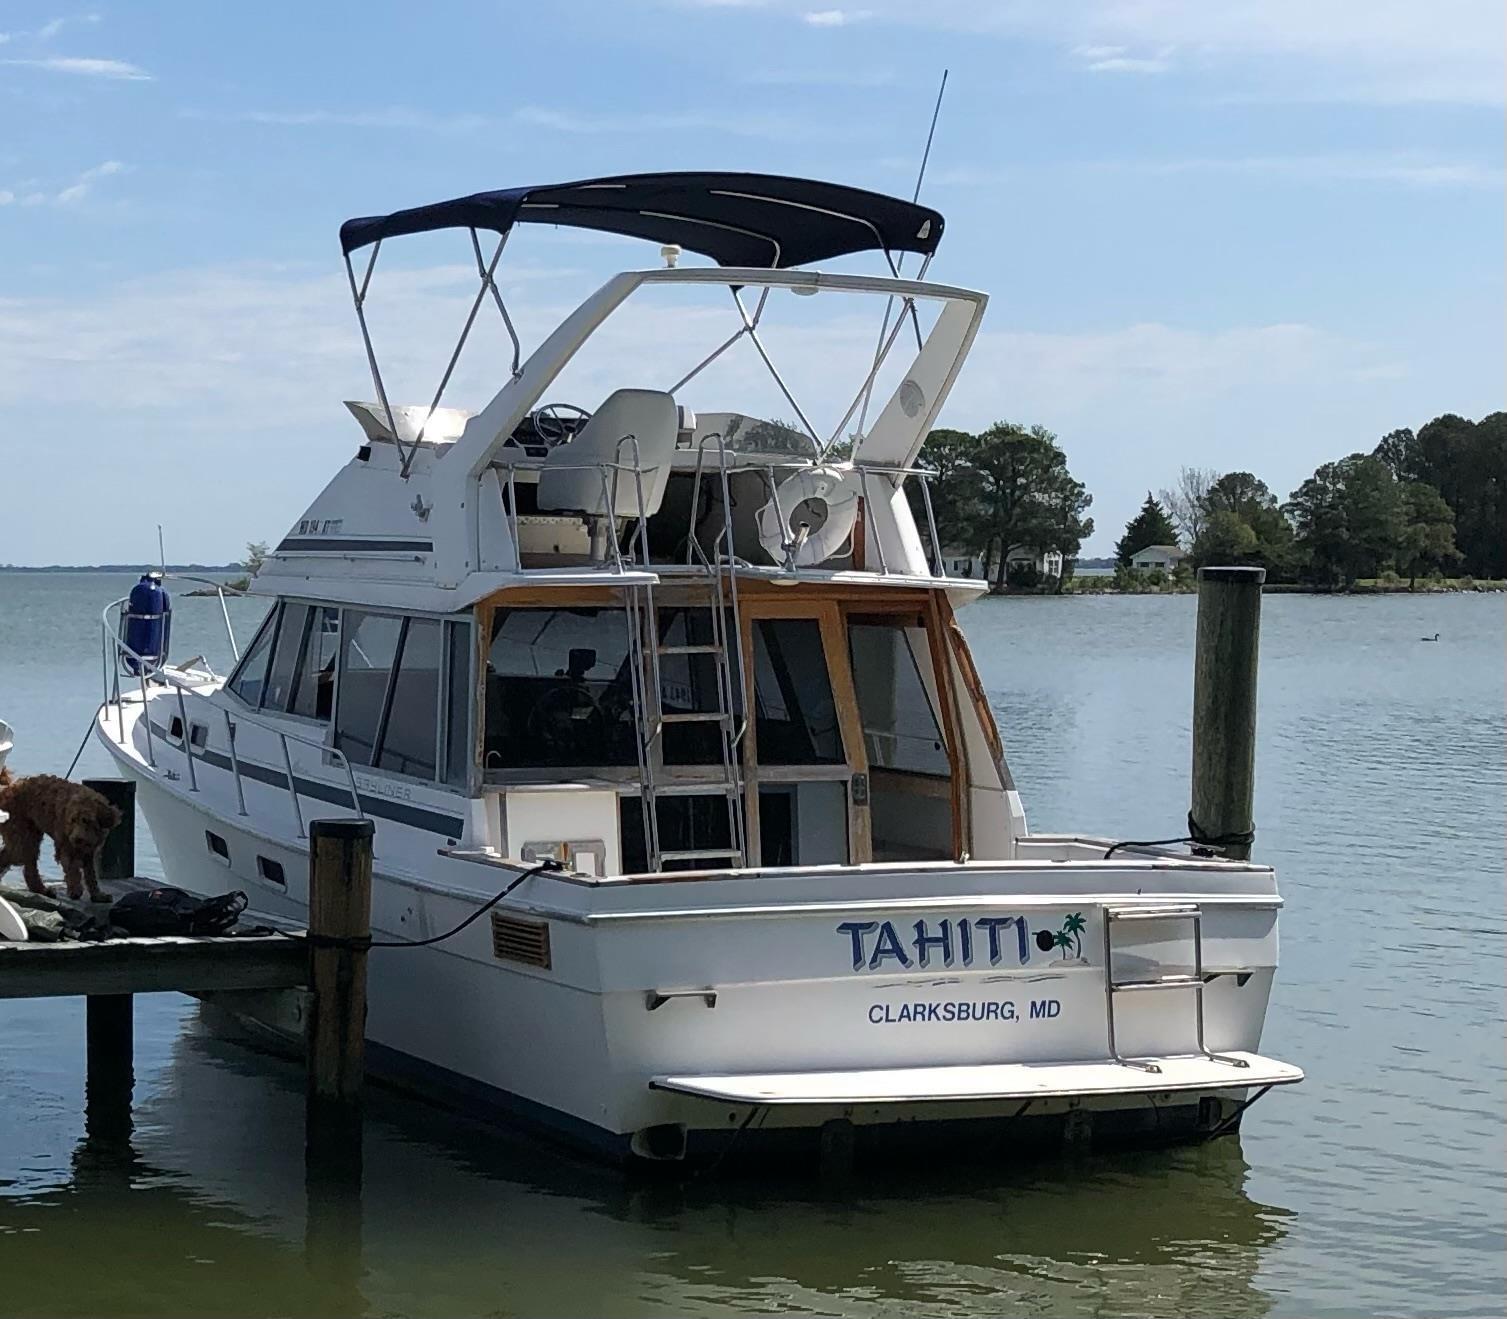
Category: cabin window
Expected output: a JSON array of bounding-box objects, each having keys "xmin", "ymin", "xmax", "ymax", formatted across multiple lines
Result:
[
  {"xmin": 847, "ymin": 619, "xmax": 949, "ymax": 777},
  {"xmin": 262, "ymin": 603, "xmax": 311, "ymax": 712},
  {"xmin": 225, "ymin": 605, "xmax": 278, "ymax": 707},
  {"xmin": 750, "ymin": 618, "xmax": 842, "ymax": 765},
  {"xmin": 484, "ymin": 608, "xmax": 637, "ymax": 770},
  {"xmin": 290, "ymin": 607, "xmax": 340, "ymax": 721},
  {"xmin": 333, "ymin": 611, "xmax": 404, "ymax": 767},
  {"xmin": 375, "ymin": 617, "xmax": 442, "ymax": 779}
]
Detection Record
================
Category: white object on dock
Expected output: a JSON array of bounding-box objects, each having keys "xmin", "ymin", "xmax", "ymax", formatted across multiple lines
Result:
[
  {"xmin": 0, "ymin": 718, "xmax": 12, "ymax": 776},
  {"xmin": 0, "ymin": 896, "xmax": 29, "ymax": 943}
]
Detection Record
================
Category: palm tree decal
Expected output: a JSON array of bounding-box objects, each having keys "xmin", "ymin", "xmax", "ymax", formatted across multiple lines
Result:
[
  {"xmin": 1061, "ymin": 912, "xmax": 1086, "ymax": 959},
  {"xmin": 1051, "ymin": 930, "xmax": 1074, "ymax": 960}
]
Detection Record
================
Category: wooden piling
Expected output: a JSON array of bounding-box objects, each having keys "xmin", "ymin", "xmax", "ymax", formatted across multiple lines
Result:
[
  {"xmin": 1190, "ymin": 565, "xmax": 1265, "ymax": 862},
  {"xmin": 83, "ymin": 778, "xmax": 135, "ymax": 882},
  {"xmin": 84, "ymin": 993, "xmax": 133, "ymax": 1138},
  {"xmin": 305, "ymin": 817, "xmax": 374, "ymax": 1163}
]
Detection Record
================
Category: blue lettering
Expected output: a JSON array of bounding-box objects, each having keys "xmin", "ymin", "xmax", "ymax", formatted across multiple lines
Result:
[
  {"xmin": 1003, "ymin": 1000, "xmax": 1016, "ymax": 1021},
  {"xmin": 925, "ymin": 1003, "xmax": 941, "ymax": 1022},
  {"xmin": 1014, "ymin": 919, "xmax": 1031, "ymax": 965},
  {"xmin": 912, "ymin": 918, "xmax": 954, "ymax": 969},
  {"xmin": 941, "ymin": 1002, "xmax": 956, "ymax": 1021},
  {"xmin": 869, "ymin": 921, "xmax": 913, "ymax": 970},
  {"xmin": 973, "ymin": 916, "xmax": 1015, "ymax": 966},
  {"xmin": 958, "ymin": 917, "xmax": 973, "ymax": 966},
  {"xmin": 868, "ymin": 1004, "xmax": 884, "ymax": 1024},
  {"xmin": 1029, "ymin": 998, "xmax": 1062, "ymax": 1020},
  {"xmin": 838, "ymin": 921, "xmax": 877, "ymax": 971}
]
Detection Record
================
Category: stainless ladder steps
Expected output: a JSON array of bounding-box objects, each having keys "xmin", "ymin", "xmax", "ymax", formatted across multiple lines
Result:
[
  {"xmin": 631, "ymin": 434, "xmax": 748, "ymax": 874},
  {"xmin": 1102, "ymin": 903, "xmax": 1250, "ymax": 1074}
]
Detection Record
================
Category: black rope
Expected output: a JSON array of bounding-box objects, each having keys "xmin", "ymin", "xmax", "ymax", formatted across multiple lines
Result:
[
  {"xmin": 1103, "ymin": 812, "xmax": 1255, "ymax": 860},
  {"xmin": 310, "ymin": 857, "xmax": 563, "ymax": 952},
  {"xmin": 1203, "ymin": 1083, "xmax": 1274, "ymax": 1140},
  {"xmin": 64, "ymin": 703, "xmax": 107, "ymax": 779}
]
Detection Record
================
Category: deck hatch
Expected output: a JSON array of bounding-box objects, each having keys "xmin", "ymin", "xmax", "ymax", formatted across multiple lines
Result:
[{"xmin": 490, "ymin": 913, "xmax": 551, "ymax": 969}]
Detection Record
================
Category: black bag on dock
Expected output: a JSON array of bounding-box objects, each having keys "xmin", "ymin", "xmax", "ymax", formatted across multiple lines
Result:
[{"xmin": 110, "ymin": 887, "xmax": 248, "ymax": 937}]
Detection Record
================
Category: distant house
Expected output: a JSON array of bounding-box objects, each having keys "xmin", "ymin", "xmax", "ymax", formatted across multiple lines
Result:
[
  {"xmin": 1006, "ymin": 545, "xmax": 1064, "ymax": 579},
  {"xmin": 941, "ymin": 548, "xmax": 986, "ymax": 579},
  {"xmin": 940, "ymin": 545, "xmax": 1065, "ymax": 582},
  {"xmin": 1130, "ymin": 544, "xmax": 1187, "ymax": 573}
]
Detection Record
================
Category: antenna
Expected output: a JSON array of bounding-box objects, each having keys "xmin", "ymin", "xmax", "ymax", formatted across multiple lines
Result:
[
  {"xmin": 849, "ymin": 69, "xmax": 950, "ymax": 449},
  {"xmin": 157, "ymin": 524, "xmax": 166, "ymax": 575}
]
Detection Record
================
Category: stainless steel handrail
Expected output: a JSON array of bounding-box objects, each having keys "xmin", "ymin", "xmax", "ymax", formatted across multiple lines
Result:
[{"xmin": 98, "ymin": 598, "xmax": 369, "ymax": 835}]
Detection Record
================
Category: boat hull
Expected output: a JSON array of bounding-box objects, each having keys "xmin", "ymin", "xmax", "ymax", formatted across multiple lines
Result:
[{"xmin": 101, "ymin": 699, "xmax": 1299, "ymax": 1164}]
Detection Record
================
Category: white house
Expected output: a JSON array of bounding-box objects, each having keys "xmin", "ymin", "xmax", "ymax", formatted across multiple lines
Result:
[
  {"xmin": 1006, "ymin": 545, "xmax": 1064, "ymax": 579},
  {"xmin": 941, "ymin": 548, "xmax": 986, "ymax": 579},
  {"xmin": 940, "ymin": 545, "xmax": 1065, "ymax": 582},
  {"xmin": 1130, "ymin": 544, "xmax": 1187, "ymax": 573}
]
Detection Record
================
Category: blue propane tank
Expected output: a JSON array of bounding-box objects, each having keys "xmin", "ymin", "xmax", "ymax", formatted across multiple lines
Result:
[{"xmin": 122, "ymin": 572, "xmax": 171, "ymax": 674}]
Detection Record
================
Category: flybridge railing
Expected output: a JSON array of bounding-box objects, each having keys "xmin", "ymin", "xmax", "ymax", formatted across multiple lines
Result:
[
  {"xmin": 99, "ymin": 596, "xmax": 368, "ymax": 836},
  {"xmin": 498, "ymin": 448, "xmax": 953, "ymax": 582}
]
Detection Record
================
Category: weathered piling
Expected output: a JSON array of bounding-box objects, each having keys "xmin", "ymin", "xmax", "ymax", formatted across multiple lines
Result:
[
  {"xmin": 84, "ymin": 994, "xmax": 133, "ymax": 1137},
  {"xmin": 83, "ymin": 777, "xmax": 135, "ymax": 883},
  {"xmin": 81, "ymin": 779, "xmax": 136, "ymax": 1134},
  {"xmin": 305, "ymin": 817, "xmax": 374, "ymax": 1162},
  {"xmin": 1190, "ymin": 565, "xmax": 1265, "ymax": 861}
]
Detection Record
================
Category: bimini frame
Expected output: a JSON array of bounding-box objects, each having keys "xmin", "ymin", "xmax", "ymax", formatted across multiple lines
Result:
[{"xmin": 335, "ymin": 171, "xmax": 948, "ymax": 479}]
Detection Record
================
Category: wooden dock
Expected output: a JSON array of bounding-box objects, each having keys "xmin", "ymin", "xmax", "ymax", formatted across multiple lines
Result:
[{"xmin": 0, "ymin": 797, "xmax": 374, "ymax": 1172}]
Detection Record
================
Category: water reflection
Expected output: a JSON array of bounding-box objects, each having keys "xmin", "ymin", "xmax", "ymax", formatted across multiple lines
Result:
[{"xmin": 1, "ymin": 1013, "xmax": 1289, "ymax": 1318}]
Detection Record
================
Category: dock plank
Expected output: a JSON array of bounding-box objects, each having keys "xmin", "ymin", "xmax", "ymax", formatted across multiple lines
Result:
[{"xmin": 0, "ymin": 933, "xmax": 307, "ymax": 999}]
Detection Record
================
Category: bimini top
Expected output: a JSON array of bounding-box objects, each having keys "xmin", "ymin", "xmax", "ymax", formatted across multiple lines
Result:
[{"xmin": 337, "ymin": 171, "xmax": 944, "ymax": 269}]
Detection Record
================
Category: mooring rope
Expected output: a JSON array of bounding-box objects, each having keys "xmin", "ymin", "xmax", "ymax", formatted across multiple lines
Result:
[{"xmin": 1102, "ymin": 812, "xmax": 1256, "ymax": 860}]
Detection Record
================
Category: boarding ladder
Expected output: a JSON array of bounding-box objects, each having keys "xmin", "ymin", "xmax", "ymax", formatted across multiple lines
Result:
[
  {"xmin": 625, "ymin": 437, "xmax": 748, "ymax": 872},
  {"xmin": 1102, "ymin": 904, "xmax": 1251, "ymax": 1074}
]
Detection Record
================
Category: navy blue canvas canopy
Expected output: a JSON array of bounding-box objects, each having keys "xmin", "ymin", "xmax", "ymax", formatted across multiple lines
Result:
[{"xmin": 338, "ymin": 172, "xmax": 944, "ymax": 269}]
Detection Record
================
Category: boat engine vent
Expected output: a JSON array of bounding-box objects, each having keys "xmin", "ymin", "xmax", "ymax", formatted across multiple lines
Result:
[{"xmin": 490, "ymin": 913, "xmax": 552, "ymax": 969}]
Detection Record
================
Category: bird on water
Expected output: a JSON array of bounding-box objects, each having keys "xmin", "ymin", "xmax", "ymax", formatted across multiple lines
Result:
[{"xmin": 1421, "ymin": 633, "xmax": 1440, "ymax": 641}]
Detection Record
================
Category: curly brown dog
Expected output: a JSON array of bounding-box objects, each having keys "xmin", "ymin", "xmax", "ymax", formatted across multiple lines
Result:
[{"xmin": 0, "ymin": 769, "xmax": 120, "ymax": 902}]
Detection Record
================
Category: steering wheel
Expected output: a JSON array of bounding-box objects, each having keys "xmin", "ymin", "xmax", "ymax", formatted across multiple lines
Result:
[
  {"xmin": 526, "ymin": 681, "xmax": 606, "ymax": 754},
  {"xmin": 530, "ymin": 402, "xmax": 591, "ymax": 448}
]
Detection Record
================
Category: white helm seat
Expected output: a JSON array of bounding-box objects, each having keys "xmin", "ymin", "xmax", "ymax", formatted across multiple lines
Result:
[{"xmin": 536, "ymin": 389, "xmax": 678, "ymax": 519}]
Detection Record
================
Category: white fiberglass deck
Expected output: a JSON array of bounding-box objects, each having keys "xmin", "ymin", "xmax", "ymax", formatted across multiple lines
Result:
[{"xmin": 652, "ymin": 1053, "xmax": 1303, "ymax": 1106}]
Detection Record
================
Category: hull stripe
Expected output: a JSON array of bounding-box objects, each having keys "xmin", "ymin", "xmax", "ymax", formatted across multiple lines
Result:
[{"xmin": 148, "ymin": 721, "xmax": 466, "ymax": 837}]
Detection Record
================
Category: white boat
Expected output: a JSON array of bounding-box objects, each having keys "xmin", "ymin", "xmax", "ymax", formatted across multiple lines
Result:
[{"xmin": 92, "ymin": 172, "xmax": 1300, "ymax": 1164}]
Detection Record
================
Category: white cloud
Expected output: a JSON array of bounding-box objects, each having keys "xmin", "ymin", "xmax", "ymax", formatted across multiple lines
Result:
[
  {"xmin": 1, "ymin": 55, "xmax": 150, "ymax": 80},
  {"xmin": 802, "ymin": 9, "xmax": 870, "ymax": 26},
  {"xmin": 195, "ymin": 107, "xmax": 491, "ymax": 133},
  {"xmin": 1101, "ymin": 152, "xmax": 1504, "ymax": 190},
  {"xmin": 1072, "ymin": 42, "xmax": 1174, "ymax": 74},
  {"xmin": 1, "ymin": 158, "xmax": 126, "ymax": 206},
  {"xmin": 685, "ymin": 0, "xmax": 1506, "ymax": 105},
  {"xmin": 510, "ymin": 104, "xmax": 811, "ymax": 138}
]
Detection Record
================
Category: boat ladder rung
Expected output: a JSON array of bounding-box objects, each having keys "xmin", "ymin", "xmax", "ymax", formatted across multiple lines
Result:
[
  {"xmin": 657, "ymin": 848, "xmax": 743, "ymax": 863},
  {"xmin": 657, "ymin": 643, "xmax": 722, "ymax": 656},
  {"xmin": 661, "ymin": 710, "xmax": 728, "ymax": 725}
]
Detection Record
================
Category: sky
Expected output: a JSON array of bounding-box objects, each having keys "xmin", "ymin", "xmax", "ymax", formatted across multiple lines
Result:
[{"xmin": 0, "ymin": 0, "xmax": 1501, "ymax": 564}]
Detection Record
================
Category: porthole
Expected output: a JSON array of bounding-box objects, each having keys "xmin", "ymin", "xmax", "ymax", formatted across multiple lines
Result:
[
  {"xmin": 256, "ymin": 855, "xmax": 285, "ymax": 887},
  {"xmin": 205, "ymin": 831, "xmax": 230, "ymax": 864}
]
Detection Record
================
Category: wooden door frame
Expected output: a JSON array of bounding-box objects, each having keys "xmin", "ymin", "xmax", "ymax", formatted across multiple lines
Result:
[{"xmin": 737, "ymin": 597, "xmax": 872, "ymax": 865}]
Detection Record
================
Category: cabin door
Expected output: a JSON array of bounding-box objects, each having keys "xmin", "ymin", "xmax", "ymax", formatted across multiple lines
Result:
[{"xmin": 737, "ymin": 600, "xmax": 873, "ymax": 866}]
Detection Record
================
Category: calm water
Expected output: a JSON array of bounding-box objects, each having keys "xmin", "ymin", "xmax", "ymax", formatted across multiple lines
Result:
[{"xmin": 0, "ymin": 573, "xmax": 1501, "ymax": 1318}]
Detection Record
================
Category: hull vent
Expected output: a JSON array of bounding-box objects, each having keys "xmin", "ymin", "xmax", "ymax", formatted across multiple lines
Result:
[{"xmin": 490, "ymin": 913, "xmax": 551, "ymax": 969}]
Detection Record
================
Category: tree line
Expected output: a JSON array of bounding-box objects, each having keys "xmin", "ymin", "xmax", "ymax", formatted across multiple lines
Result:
[
  {"xmin": 915, "ymin": 411, "xmax": 1503, "ymax": 591},
  {"xmin": 1134, "ymin": 412, "xmax": 1505, "ymax": 586}
]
